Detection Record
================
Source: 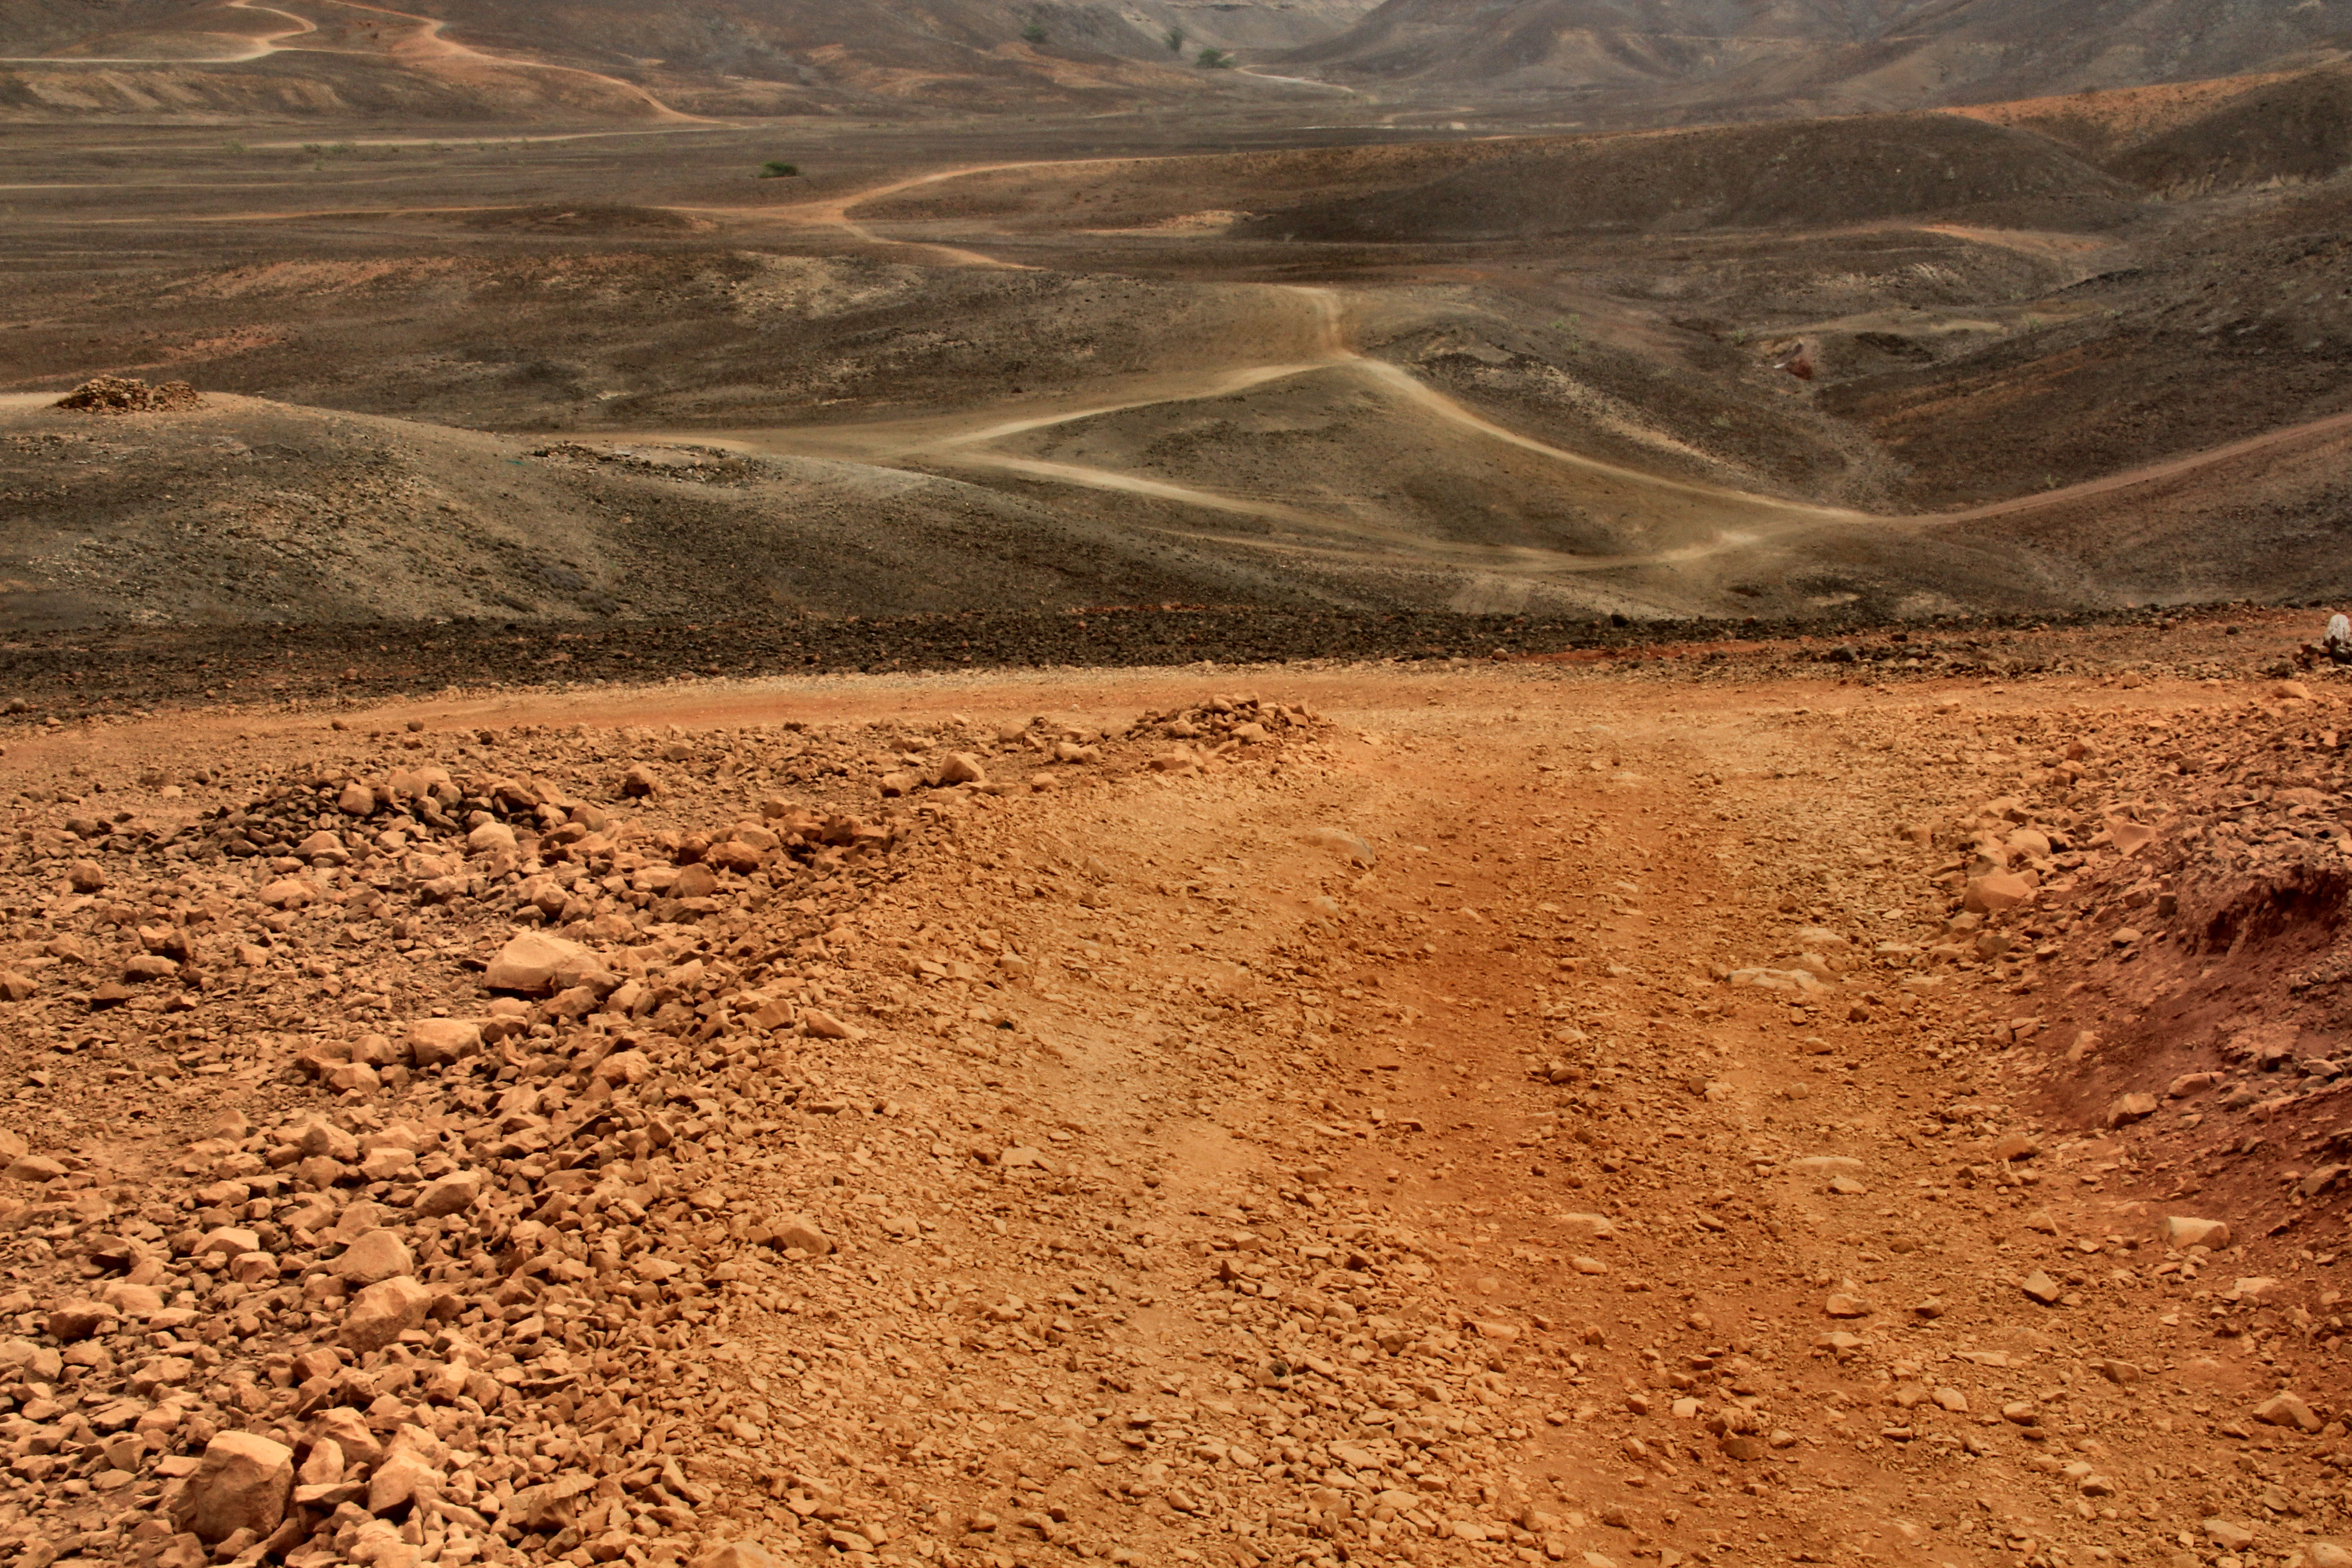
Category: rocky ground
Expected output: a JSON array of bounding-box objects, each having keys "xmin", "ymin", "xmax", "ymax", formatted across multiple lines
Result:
[
  {"xmin": 6, "ymin": 650, "xmax": 2352, "ymax": 1568},
  {"xmin": 0, "ymin": 602, "xmax": 2330, "ymax": 720}
]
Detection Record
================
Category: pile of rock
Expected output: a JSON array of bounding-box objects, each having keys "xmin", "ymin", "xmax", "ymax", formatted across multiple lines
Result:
[
  {"xmin": 0, "ymin": 695, "xmax": 1340, "ymax": 1568},
  {"xmin": 51, "ymin": 377, "xmax": 202, "ymax": 416}
]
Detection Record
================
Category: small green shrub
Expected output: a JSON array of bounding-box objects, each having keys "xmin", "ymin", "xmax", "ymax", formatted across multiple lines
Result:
[
  {"xmin": 759, "ymin": 161, "xmax": 801, "ymax": 178},
  {"xmin": 1197, "ymin": 47, "xmax": 1234, "ymax": 68},
  {"xmin": 1164, "ymin": 24, "xmax": 1186, "ymax": 52},
  {"xmin": 1020, "ymin": 23, "xmax": 1046, "ymax": 42}
]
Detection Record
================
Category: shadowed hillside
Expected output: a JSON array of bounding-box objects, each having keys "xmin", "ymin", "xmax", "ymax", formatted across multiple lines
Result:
[{"xmin": 1957, "ymin": 66, "xmax": 2352, "ymax": 196}]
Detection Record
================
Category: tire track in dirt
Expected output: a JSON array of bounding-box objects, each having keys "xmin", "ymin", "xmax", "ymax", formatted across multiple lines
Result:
[{"xmin": 0, "ymin": 665, "xmax": 2316, "ymax": 1568}]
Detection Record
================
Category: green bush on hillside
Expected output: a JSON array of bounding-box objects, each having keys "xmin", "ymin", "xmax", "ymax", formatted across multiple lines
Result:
[
  {"xmin": 759, "ymin": 161, "xmax": 801, "ymax": 178},
  {"xmin": 1197, "ymin": 47, "xmax": 1234, "ymax": 68}
]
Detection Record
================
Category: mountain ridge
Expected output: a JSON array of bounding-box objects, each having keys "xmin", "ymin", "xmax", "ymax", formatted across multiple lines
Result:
[{"xmin": 1274, "ymin": 0, "xmax": 2352, "ymax": 116}]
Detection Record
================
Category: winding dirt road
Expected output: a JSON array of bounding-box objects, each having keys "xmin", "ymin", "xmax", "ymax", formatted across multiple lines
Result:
[
  {"xmin": 0, "ymin": 0, "xmax": 703, "ymax": 122},
  {"xmin": 0, "ymin": 0, "xmax": 314, "ymax": 64},
  {"xmin": 643, "ymin": 160, "xmax": 2352, "ymax": 588},
  {"xmin": 629, "ymin": 176, "xmax": 1891, "ymax": 578}
]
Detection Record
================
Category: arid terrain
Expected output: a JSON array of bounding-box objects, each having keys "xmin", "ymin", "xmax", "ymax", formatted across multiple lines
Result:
[
  {"xmin": 7, "ymin": 3, "xmax": 2352, "ymax": 1567},
  {"xmin": 4, "ymin": 28, "xmax": 2352, "ymax": 633},
  {"xmin": 13, "ymin": 633, "xmax": 2352, "ymax": 1568}
]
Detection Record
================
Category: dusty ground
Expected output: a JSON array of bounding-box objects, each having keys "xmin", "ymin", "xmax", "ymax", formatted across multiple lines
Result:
[
  {"xmin": 5, "ymin": 91, "xmax": 2352, "ymax": 634},
  {"xmin": 9, "ymin": 647, "xmax": 2352, "ymax": 1568}
]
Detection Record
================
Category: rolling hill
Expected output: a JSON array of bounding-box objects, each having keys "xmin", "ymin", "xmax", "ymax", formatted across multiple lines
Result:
[
  {"xmin": 1277, "ymin": 0, "xmax": 2352, "ymax": 116},
  {"xmin": 0, "ymin": 0, "xmax": 1379, "ymax": 120}
]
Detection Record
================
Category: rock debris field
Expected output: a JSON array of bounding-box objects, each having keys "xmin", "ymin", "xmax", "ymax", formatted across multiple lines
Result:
[{"xmin": 6, "ymin": 656, "xmax": 2352, "ymax": 1568}]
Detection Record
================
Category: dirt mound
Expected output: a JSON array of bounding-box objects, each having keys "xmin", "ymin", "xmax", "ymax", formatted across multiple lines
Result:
[
  {"xmin": 0, "ymin": 0, "xmax": 1307, "ymax": 122},
  {"xmin": 52, "ymin": 375, "xmax": 201, "ymax": 414},
  {"xmin": 10, "ymin": 250, "xmax": 1294, "ymax": 439},
  {"xmin": 872, "ymin": 116, "xmax": 2137, "ymax": 243},
  {"xmin": 0, "ymin": 48, "xmax": 684, "ymax": 124},
  {"xmin": 1909, "ymin": 682, "xmax": 2352, "ymax": 1259},
  {"xmin": 1276, "ymin": 0, "xmax": 1869, "ymax": 88},
  {"xmin": 1929, "ymin": 416, "xmax": 2352, "ymax": 607},
  {"xmin": 0, "ymin": 395, "xmax": 1411, "ymax": 633}
]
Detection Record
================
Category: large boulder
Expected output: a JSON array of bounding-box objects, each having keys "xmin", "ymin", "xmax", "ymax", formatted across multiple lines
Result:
[
  {"xmin": 2166, "ymin": 1215, "xmax": 2232, "ymax": 1250},
  {"xmin": 0, "ymin": 1338, "xmax": 63, "ymax": 1382},
  {"xmin": 507, "ymin": 1472, "xmax": 598, "ymax": 1533},
  {"xmin": 412, "ymin": 1170, "xmax": 482, "ymax": 1219},
  {"xmin": 309, "ymin": 1406, "xmax": 386, "ymax": 1469},
  {"xmin": 484, "ymin": 932, "xmax": 586, "ymax": 994},
  {"xmin": 402, "ymin": 1018, "xmax": 482, "ymax": 1068},
  {"xmin": 44, "ymin": 1300, "xmax": 118, "ymax": 1342},
  {"xmin": 696, "ymin": 1545, "xmax": 783, "ymax": 1568},
  {"xmin": 937, "ymin": 753, "xmax": 989, "ymax": 788},
  {"xmin": 332, "ymin": 1229, "xmax": 414, "ymax": 1286},
  {"xmin": 755, "ymin": 1214, "xmax": 833, "ymax": 1256},
  {"xmin": 295, "ymin": 1119, "xmax": 358, "ymax": 1162},
  {"xmin": 367, "ymin": 1426, "xmax": 447, "ymax": 1514},
  {"xmin": 170, "ymin": 1431, "xmax": 293, "ymax": 1544},
  {"xmin": 339, "ymin": 1275, "xmax": 432, "ymax": 1353},
  {"xmin": 483, "ymin": 933, "xmax": 612, "ymax": 996},
  {"xmin": 1963, "ymin": 871, "xmax": 2034, "ymax": 915}
]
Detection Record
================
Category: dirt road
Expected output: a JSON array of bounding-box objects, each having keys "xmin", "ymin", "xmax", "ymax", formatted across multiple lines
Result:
[{"xmin": 2, "ymin": 660, "xmax": 2342, "ymax": 1568}]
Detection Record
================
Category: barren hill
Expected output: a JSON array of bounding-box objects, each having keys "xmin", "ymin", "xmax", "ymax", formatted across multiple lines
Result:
[
  {"xmin": 1275, "ymin": 0, "xmax": 1925, "ymax": 91},
  {"xmin": 1278, "ymin": 0, "xmax": 2352, "ymax": 116},
  {"xmin": 0, "ymin": 0, "xmax": 1374, "ymax": 121},
  {"xmin": 0, "ymin": 393, "xmax": 1377, "ymax": 633},
  {"xmin": 1954, "ymin": 64, "xmax": 2352, "ymax": 196},
  {"xmin": 1229, "ymin": 113, "xmax": 2140, "ymax": 241}
]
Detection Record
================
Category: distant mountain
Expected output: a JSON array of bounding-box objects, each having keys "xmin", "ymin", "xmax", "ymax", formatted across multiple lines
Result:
[
  {"xmin": 1797, "ymin": 0, "xmax": 2352, "ymax": 109},
  {"xmin": 1277, "ymin": 0, "xmax": 2352, "ymax": 112},
  {"xmin": 1116, "ymin": 0, "xmax": 1387, "ymax": 52},
  {"xmin": 1279, "ymin": 0, "xmax": 1923, "ymax": 91}
]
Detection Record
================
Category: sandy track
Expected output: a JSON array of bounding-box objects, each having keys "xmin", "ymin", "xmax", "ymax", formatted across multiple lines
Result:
[
  {"xmin": 323, "ymin": 0, "xmax": 704, "ymax": 122},
  {"xmin": 606, "ymin": 245, "xmax": 1880, "ymax": 575}
]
